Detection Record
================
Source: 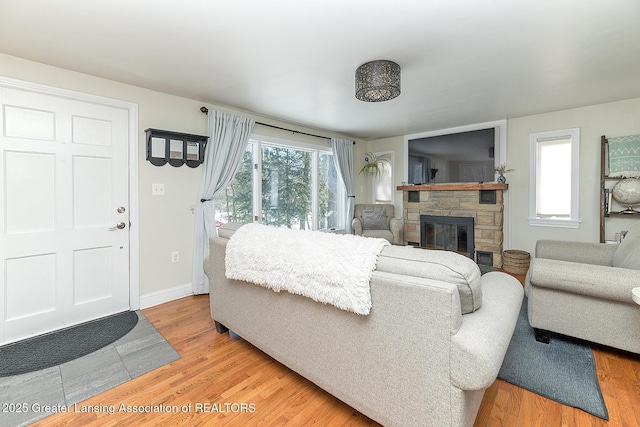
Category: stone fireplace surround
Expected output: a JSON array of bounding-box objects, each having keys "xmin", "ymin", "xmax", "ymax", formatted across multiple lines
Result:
[{"xmin": 397, "ymin": 183, "xmax": 508, "ymax": 268}]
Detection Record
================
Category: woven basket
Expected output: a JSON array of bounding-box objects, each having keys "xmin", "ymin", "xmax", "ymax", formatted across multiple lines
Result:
[{"xmin": 502, "ymin": 250, "xmax": 531, "ymax": 274}]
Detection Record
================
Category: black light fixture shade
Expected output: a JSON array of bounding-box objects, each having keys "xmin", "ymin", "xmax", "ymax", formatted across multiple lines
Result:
[{"xmin": 355, "ymin": 60, "xmax": 401, "ymax": 102}]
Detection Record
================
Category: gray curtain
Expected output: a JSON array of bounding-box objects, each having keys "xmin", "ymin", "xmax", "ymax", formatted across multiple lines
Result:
[
  {"xmin": 332, "ymin": 138, "xmax": 355, "ymax": 234},
  {"xmin": 192, "ymin": 110, "xmax": 255, "ymax": 294}
]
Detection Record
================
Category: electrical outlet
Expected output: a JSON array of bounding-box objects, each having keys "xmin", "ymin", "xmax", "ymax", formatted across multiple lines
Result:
[{"xmin": 171, "ymin": 251, "xmax": 179, "ymax": 263}]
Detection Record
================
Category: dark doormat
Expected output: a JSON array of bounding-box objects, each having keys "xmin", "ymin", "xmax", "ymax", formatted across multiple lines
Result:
[{"xmin": 0, "ymin": 311, "xmax": 138, "ymax": 377}]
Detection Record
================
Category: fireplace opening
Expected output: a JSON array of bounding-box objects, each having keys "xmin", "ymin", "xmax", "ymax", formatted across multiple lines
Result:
[{"xmin": 420, "ymin": 215, "xmax": 474, "ymax": 259}]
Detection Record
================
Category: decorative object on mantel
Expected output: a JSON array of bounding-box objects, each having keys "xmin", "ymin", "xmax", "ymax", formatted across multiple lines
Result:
[
  {"xmin": 145, "ymin": 128, "xmax": 208, "ymax": 168},
  {"xmin": 359, "ymin": 152, "xmax": 391, "ymax": 177},
  {"xmin": 611, "ymin": 178, "xmax": 640, "ymax": 213},
  {"xmin": 494, "ymin": 163, "xmax": 514, "ymax": 183},
  {"xmin": 355, "ymin": 60, "xmax": 401, "ymax": 102}
]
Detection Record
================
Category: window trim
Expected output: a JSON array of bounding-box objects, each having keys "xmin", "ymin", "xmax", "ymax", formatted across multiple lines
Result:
[
  {"xmin": 248, "ymin": 134, "xmax": 344, "ymax": 230},
  {"xmin": 528, "ymin": 128, "xmax": 580, "ymax": 228}
]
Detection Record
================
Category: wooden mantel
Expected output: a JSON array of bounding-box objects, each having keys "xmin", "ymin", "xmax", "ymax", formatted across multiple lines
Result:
[{"xmin": 397, "ymin": 183, "xmax": 508, "ymax": 191}]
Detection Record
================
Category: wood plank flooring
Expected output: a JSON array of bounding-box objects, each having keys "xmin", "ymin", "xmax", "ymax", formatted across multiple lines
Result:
[{"xmin": 31, "ymin": 288, "xmax": 640, "ymax": 426}]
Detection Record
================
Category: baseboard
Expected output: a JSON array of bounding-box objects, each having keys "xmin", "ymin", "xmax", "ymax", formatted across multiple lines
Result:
[{"xmin": 139, "ymin": 283, "xmax": 193, "ymax": 309}]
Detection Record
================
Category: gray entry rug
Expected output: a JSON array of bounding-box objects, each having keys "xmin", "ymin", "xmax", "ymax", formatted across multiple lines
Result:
[
  {"xmin": 0, "ymin": 311, "xmax": 180, "ymax": 427},
  {"xmin": 498, "ymin": 296, "xmax": 608, "ymax": 419},
  {"xmin": 0, "ymin": 311, "xmax": 138, "ymax": 377}
]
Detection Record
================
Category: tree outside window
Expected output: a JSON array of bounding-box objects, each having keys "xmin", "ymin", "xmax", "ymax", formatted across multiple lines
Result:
[{"xmin": 212, "ymin": 137, "xmax": 343, "ymax": 231}]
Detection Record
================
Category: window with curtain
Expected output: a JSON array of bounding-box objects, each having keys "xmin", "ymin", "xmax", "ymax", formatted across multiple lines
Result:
[
  {"xmin": 212, "ymin": 135, "xmax": 343, "ymax": 230},
  {"xmin": 212, "ymin": 144, "xmax": 254, "ymax": 225},
  {"xmin": 528, "ymin": 128, "xmax": 580, "ymax": 228},
  {"xmin": 319, "ymin": 151, "xmax": 340, "ymax": 229}
]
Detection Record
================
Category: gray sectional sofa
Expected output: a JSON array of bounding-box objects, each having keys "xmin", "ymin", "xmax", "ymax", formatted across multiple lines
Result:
[{"xmin": 205, "ymin": 223, "xmax": 523, "ymax": 427}]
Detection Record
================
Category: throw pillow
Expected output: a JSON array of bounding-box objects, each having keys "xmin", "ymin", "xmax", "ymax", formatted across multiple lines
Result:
[
  {"xmin": 362, "ymin": 209, "xmax": 387, "ymax": 230},
  {"xmin": 613, "ymin": 222, "xmax": 640, "ymax": 270}
]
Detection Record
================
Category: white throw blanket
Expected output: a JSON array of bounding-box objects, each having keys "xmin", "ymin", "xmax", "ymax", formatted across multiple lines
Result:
[{"xmin": 225, "ymin": 223, "xmax": 389, "ymax": 315}]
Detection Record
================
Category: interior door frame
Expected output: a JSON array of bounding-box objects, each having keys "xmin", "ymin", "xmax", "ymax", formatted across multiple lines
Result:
[{"xmin": 0, "ymin": 76, "xmax": 140, "ymax": 310}]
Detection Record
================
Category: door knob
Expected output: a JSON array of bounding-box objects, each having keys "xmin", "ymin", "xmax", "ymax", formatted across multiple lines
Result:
[{"xmin": 109, "ymin": 222, "xmax": 126, "ymax": 230}]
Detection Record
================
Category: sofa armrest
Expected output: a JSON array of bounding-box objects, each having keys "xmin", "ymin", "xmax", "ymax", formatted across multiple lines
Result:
[
  {"xmin": 389, "ymin": 217, "xmax": 403, "ymax": 244},
  {"xmin": 450, "ymin": 272, "xmax": 523, "ymax": 390},
  {"xmin": 535, "ymin": 240, "xmax": 616, "ymax": 266},
  {"xmin": 529, "ymin": 258, "xmax": 640, "ymax": 303},
  {"xmin": 352, "ymin": 217, "xmax": 363, "ymax": 235}
]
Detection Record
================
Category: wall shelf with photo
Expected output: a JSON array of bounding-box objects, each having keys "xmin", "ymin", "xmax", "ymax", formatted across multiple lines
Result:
[{"xmin": 145, "ymin": 128, "xmax": 208, "ymax": 168}]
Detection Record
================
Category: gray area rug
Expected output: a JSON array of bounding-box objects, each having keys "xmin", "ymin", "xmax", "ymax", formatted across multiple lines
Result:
[
  {"xmin": 0, "ymin": 311, "xmax": 138, "ymax": 377},
  {"xmin": 498, "ymin": 296, "xmax": 608, "ymax": 419}
]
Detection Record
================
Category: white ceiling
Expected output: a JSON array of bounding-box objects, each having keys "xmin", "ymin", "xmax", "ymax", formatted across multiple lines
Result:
[{"xmin": 1, "ymin": 0, "xmax": 639, "ymax": 140}]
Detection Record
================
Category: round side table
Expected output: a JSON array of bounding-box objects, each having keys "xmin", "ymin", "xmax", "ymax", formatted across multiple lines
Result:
[{"xmin": 633, "ymin": 287, "xmax": 640, "ymax": 305}]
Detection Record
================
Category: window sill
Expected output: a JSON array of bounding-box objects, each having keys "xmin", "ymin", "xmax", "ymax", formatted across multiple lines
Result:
[{"xmin": 528, "ymin": 218, "xmax": 580, "ymax": 228}]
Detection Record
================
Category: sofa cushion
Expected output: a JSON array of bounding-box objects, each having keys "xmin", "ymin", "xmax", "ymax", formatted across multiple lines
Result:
[
  {"xmin": 375, "ymin": 245, "xmax": 482, "ymax": 314},
  {"xmin": 361, "ymin": 209, "xmax": 388, "ymax": 230},
  {"xmin": 613, "ymin": 223, "xmax": 640, "ymax": 270},
  {"xmin": 217, "ymin": 222, "xmax": 245, "ymax": 239}
]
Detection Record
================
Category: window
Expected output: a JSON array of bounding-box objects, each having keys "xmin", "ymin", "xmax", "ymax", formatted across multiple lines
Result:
[
  {"xmin": 213, "ymin": 135, "xmax": 344, "ymax": 230},
  {"xmin": 372, "ymin": 150, "xmax": 394, "ymax": 204},
  {"xmin": 319, "ymin": 151, "xmax": 340, "ymax": 229},
  {"xmin": 212, "ymin": 145, "xmax": 254, "ymax": 225},
  {"xmin": 261, "ymin": 144, "xmax": 312, "ymax": 228},
  {"xmin": 529, "ymin": 128, "xmax": 580, "ymax": 228}
]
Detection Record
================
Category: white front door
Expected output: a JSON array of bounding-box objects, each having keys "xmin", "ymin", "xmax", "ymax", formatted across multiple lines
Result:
[{"xmin": 0, "ymin": 83, "xmax": 131, "ymax": 344}]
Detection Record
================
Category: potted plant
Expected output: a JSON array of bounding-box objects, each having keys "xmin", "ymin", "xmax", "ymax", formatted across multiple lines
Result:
[
  {"xmin": 495, "ymin": 163, "xmax": 514, "ymax": 183},
  {"xmin": 359, "ymin": 152, "xmax": 391, "ymax": 177}
]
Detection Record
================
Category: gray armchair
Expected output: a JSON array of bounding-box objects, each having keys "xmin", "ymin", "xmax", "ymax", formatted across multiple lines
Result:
[
  {"xmin": 525, "ymin": 222, "xmax": 640, "ymax": 354},
  {"xmin": 352, "ymin": 204, "xmax": 403, "ymax": 244}
]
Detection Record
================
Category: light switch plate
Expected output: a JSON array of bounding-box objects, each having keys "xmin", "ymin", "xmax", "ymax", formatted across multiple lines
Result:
[{"xmin": 152, "ymin": 183, "xmax": 165, "ymax": 195}]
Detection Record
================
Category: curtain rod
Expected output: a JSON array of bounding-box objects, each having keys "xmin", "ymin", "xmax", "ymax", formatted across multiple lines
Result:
[{"xmin": 200, "ymin": 106, "xmax": 354, "ymax": 144}]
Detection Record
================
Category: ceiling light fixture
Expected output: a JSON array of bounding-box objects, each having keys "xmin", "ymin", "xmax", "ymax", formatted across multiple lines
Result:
[{"xmin": 355, "ymin": 60, "xmax": 401, "ymax": 102}]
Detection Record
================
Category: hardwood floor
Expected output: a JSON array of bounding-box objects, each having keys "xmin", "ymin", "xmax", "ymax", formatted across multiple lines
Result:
[
  {"xmin": 475, "ymin": 345, "xmax": 640, "ymax": 427},
  {"xmin": 32, "ymin": 289, "xmax": 640, "ymax": 426}
]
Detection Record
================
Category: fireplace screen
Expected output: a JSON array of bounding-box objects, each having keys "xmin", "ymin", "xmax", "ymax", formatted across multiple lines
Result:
[{"xmin": 420, "ymin": 215, "xmax": 474, "ymax": 259}]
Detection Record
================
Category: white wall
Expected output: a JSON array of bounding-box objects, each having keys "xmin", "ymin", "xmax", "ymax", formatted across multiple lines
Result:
[
  {"xmin": 0, "ymin": 53, "xmax": 354, "ymax": 305},
  {"xmin": 506, "ymin": 97, "xmax": 640, "ymax": 254}
]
